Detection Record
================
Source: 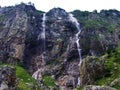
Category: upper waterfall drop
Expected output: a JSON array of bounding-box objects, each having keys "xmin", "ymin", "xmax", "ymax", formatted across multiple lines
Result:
[
  {"xmin": 41, "ymin": 13, "xmax": 46, "ymax": 66},
  {"xmin": 69, "ymin": 13, "xmax": 82, "ymax": 66},
  {"xmin": 41, "ymin": 13, "xmax": 46, "ymax": 40},
  {"xmin": 32, "ymin": 13, "xmax": 46, "ymax": 80},
  {"xmin": 38, "ymin": 13, "xmax": 46, "ymax": 53},
  {"xmin": 69, "ymin": 14, "xmax": 80, "ymax": 31}
]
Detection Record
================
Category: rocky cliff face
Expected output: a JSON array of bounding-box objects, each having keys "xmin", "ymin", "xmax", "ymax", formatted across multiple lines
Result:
[
  {"xmin": 0, "ymin": 66, "xmax": 17, "ymax": 90},
  {"xmin": 0, "ymin": 3, "xmax": 120, "ymax": 90}
]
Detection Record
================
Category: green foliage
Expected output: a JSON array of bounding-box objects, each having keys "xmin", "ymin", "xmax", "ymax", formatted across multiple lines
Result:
[
  {"xmin": 75, "ymin": 86, "xmax": 83, "ymax": 90},
  {"xmin": 16, "ymin": 66, "xmax": 41, "ymax": 90},
  {"xmin": 84, "ymin": 19, "xmax": 103, "ymax": 29},
  {"xmin": 107, "ymin": 24, "xmax": 116, "ymax": 33},
  {"xmin": 96, "ymin": 47, "xmax": 120, "ymax": 89},
  {"xmin": 108, "ymin": 47, "xmax": 120, "ymax": 63},
  {"xmin": 71, "ymin": 10, "xmax": 90, "ymax": 23},
  {"xmin": 100, "ymin": 9, "xmax": 119, "ymax": 17},
  {"xmin": 42, "ymin": 75, "xmax": 60, "ymax": 90},
  {"xmin": 0, "ymin": 15, "xmax": 5, "ymax": 22},
  {"xmin": 112, "ymin": 85, "xmax": 120, "ymax": 90},
  {"xmin": 42, "ymin": 75, "xmax": 56, "ymax": 87},
  {"xmin": 72, "ymin": 9, "xmax": 118, "ymax": 33},
  {"xmin": 18, "ymin": 80, "xmax": 32, "ymax": 90},
  {"xmin": 72, "ymin": 10, "xmax": 90, "ymax": 19},
  {"xmin": 72, "ymin": 10, "xmax": 90, "ymax": 17},
  {"xmin": 84, "ymin": 19, "xmax": 116, "ymax": 33}
]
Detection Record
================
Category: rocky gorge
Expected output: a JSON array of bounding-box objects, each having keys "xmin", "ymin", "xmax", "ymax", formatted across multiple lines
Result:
[{"xmin": 0, "ymin": 3, "xmax": 120, "ymax": 90}]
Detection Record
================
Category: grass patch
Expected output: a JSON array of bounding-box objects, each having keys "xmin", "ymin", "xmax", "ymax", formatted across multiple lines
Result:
[
  {"xmin": 16, "ymin": 66, "xmax": 41, "ymax": 90},
  {"xmin": 75, "ymin": 86, "xmax": 83, "ymax": 90},
  {"xmin": 42, "ymin": 75, "xmax": 56, "ymax": 87},
  {"xmin": 18, "ymin": 80, "xmax": 32, "ymax": 90},
  {"xmin": 42, "ymin": 75, "xmax": 60, "ymax": 90}
]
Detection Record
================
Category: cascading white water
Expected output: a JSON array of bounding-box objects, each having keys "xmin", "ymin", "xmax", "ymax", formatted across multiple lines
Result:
[
  {"xmin": 32, "ymin": 13, "xmax": 46, "ymax": 80},
  {"xmin": 69, "ymin": 13, "xmax": 82, "ymax": 86},
  {"xmin": 69, "ymin": 14, "xmax": 82, "ymax": 66},
  {"xmin": 41, "ymin": 13, "xmax": 46, "ymax": 66},
  {"xmin": 41, "ymin": 13, "xmax": 46, "ymax": 40},
  {"xmin": 38, "ymin": 13, "xmax": 46, "ymax": 54}
]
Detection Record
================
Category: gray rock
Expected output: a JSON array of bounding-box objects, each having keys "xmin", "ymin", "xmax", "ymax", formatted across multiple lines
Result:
[
  {"xmin": 0, "ymin": 66, "xmax": 18, "ymax": 90},
  {"xmin": 110, "ymin": 78, "xmax": 120, "ymax": 86},
  {"xmin": 84, "ymin": 85, "xmax": 116, "ymax": 90},
  {"xmin": 80, "ymin": 56, "xmax": 105, "ymax": 86},
  {"xmin": 0, "ymin": 81, "xmax": 9, "ymax": 90}
]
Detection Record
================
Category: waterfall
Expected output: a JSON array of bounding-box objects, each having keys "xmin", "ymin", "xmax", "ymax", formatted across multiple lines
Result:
[
  {"xmin": 69, "ymin": 13, "xmax": 82, "ymax": 86},
  {"xmin": 38, "ymin": 13, "xmax": 46, "ymax": 52},
  {"xmin": 40, "ymin": 13, "xmax": 46, "ymax": 66},
  {"xmin": 32, "ymin": 13, "xmax": 46, "ymax": 80},
  {"xmin": 69, "ymin": 14, "xmax": 82, "ymax": 66},
  {"xmin": 77, "ymin": 77, "xmax": 80, "ymax": 86}
]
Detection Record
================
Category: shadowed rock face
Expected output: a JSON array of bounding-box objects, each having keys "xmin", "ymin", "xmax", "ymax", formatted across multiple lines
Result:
[{"xmin": 0, "ymin": 3, "xmax": 120, "ymax": 90}]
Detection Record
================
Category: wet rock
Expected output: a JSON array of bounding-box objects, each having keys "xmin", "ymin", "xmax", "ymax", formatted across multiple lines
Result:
[{"xmin": 65, "ymin": 37, "xmax": 79, "ymax": 60}]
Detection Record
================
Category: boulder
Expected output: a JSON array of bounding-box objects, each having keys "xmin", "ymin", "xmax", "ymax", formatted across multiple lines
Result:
[
  {"xmin": 80, "ymin": 56, "xmax": 105, "ymax": 86},
  {"xmin": 0, "ymin": 66, "xmax": 18, "ymax": 90}
]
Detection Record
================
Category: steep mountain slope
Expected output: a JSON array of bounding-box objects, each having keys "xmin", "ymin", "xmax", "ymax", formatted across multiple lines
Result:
[{"xmin": 0, "ymin": 3, "xmax": 120, "ymax": 90}]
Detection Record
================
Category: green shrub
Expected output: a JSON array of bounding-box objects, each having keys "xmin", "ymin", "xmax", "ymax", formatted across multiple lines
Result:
[
  {"xmin": 112, "ymin": 85, "xmax": 120, "ymax": 90},
  {"xmin": 84, "ymin": 19, "xmax": 107, "ymax": 29},
  {"xmin": 84, "ymin": 19, "xmax": 116, "ymax": 33},
  {"xmin": 96, "ymin": 47, "xmax": 120, "ymax": 89},
  {"xmin": 42, "ymin": 75, "xmax": 56, "ymax": 87},
  {"xmin": 76, "ymin": 86, "xmax": 83, "ymax": 90}
]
